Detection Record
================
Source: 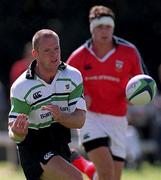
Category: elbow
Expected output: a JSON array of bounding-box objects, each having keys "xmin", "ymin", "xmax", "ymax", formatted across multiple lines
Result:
[
  {"xmin": 77, "ymin": 111, "xmax": 86, "ymax": 129},
  {"xmin": 77, "ymin": 120, "xmax": 85, "ymax": 129}
]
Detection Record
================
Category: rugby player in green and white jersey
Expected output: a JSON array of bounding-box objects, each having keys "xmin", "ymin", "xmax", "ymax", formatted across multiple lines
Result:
[{"xmin": 8, "ymin": 29, "xmax": 86, "ymax": 180}]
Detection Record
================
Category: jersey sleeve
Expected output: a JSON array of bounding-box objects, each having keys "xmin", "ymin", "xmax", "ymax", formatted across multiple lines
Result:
[
  {"xmin": 68, "ymin": 67, "xmax": 87, "ymax": 112},
  {"xmin": 67, "ymin": 49, "xmax": 84, "ymax": 72},
  {"xmin": 130, "ymin": 47, "xmax": 147, "ymax": 76},
  {"xmin": 9, "ymin": 84, "xmax": 30, "ymax": 123},
  {"xmin": 67, "ymin": 48, "xmax": 89, "ymax": 96}
]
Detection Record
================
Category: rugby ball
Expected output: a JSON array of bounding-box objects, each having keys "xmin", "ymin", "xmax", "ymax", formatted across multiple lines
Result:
[{"xmin": 126, "ymin": 74, "xmax": 157, "ymax": 105}]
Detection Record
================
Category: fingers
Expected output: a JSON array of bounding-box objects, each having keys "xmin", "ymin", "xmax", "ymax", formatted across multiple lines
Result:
[
  {"xmin": 42, "ymin": 105, "xmax": 52, "ymax": 111},
  {"xmin": 42, "ymin": 104, "xmax": 57, "ymax": 110},
  {"xmin": 14, "ymin": 114, "xmax": 28, "ymax": 127},
  {"xmin": 42, "ymin": 105, "xmax": 61, "ymax": 120},
  {"xmin": 42, "ymin": 105, "xmax": 59, "ymax": 114},
  {"xmin": 12, "ymin": 114, "xmax": 29, "ymax": 136}
]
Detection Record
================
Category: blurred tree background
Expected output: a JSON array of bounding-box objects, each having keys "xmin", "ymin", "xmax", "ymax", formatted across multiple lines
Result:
[{"xmin": 0, "ymin": 0, "xmax": 161, "ymax": 92}]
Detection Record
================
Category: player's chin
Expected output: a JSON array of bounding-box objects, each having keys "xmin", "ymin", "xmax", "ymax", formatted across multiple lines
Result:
[
  {"xmin": 48, "ymin": 62, "xmax": 59, "ymax": 70},
  {"xmin": 100, "ymin": 37, "xmax": 110, "ymax": 43}
]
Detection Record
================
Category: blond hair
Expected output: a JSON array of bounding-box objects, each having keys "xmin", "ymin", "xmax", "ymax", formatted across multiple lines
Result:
[
  {"xmin": 32, "ymin": 29, "xmax": 59, "ymax": 50},
  {"xmin": 89, "ymin": 5, "xmax": 115, "ymax": 22}
]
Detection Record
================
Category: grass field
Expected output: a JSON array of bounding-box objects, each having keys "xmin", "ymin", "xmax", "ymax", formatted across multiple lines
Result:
[{"xmin": 0, "ymin": 161, "xmax": 161, "ymax": 180}]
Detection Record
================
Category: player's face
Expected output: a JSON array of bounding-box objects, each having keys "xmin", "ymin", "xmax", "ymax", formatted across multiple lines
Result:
[
  {"xmin": 92, "ymin": 24, "xmax": 114, "ymax": 44},
  {"xmin": 33, "ymin": 36, "xmax": 61, "ymax": 72}
]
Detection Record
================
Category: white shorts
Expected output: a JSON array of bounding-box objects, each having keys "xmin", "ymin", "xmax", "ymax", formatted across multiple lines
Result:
[{"xmin": 80, "ymin": 111, "xmax": 128, "ymax": 159}]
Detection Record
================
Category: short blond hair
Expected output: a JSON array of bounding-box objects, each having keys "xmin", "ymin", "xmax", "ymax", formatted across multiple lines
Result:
[
  {"xmin": 89, "ymin": 5, "xmax": 115, "ymax": 22},
  {"xmin": 32, "ymin": 29, "xmax": 59, "ymax": 50}
]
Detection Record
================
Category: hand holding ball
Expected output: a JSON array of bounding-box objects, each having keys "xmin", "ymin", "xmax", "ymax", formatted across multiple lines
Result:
[{"xmin": 126, "ymin": 74, "xmax": 157, "ymax": 105}]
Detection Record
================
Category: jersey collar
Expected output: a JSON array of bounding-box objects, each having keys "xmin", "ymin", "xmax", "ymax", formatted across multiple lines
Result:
[
  {"xmin": 26, "ymin": 59, "xmax": 67, "ymax": 79},
  {"xmin": 85, "ymin": 36, "xmax": 119, "ymax": 48}
]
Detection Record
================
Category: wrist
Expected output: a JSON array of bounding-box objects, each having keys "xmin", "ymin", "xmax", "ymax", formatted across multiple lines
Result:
[{"xmin": 8, "ymin": 128, "xmax": 26, "ymax": 143}]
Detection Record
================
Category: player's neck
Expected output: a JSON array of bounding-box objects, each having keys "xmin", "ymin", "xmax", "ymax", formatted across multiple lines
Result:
[
  {"xmin": 92, "ymin": 41, "xmax": 114, "ymax": 58},
  {"xmin": 35, "ymin": 65, "xmax": 56, "ymax": 84}
]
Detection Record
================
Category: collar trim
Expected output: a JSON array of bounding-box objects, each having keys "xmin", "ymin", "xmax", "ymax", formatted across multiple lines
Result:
[{"xmin": 26, "ymin": 60, "xmax": 67, "ymax": 79}]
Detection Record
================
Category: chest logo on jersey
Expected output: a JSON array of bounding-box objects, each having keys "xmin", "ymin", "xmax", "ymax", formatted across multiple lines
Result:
[
  {"xmin": 115, "ymin": 60, "xmax": 124, "ymax": 72},
  {"xmin": 65, "ymin": 84, "xmax": 70, "ymax": 89},
  {"xmin": 33, "ymin": 91, "xmax": 42, "ymax": 99},
  {"xmin": 84, "ymin": 64, "xmax": 92, "ymax": 70}
]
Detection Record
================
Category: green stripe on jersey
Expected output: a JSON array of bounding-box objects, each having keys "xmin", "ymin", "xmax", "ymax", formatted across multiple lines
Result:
[
  {"xmin": 30, "ymin": 95, "xmax": 69, "ymax": 111},
  {"xmin": 69, "ymin": 83, "xmax": 83, "ymax": 100},
  {"xmin": 24, "ymin": 84, "xmax": 45, "ymax": 99},
  {"xmin": 29, "ymin": 120, "xmax": 53, "ymax": 129},
  {"xmin": 11, "ymin": 97, "xmax": 30, "ymax": 115},
  {"xmin": 30, "ymin": 99, "xmax": 52, "ymax": 111}
]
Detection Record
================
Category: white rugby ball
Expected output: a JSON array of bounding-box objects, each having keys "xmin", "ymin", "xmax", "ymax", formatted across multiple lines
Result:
[{"xmin": 126, "ymin": 74, "xmax": 157, "ymax": 105}]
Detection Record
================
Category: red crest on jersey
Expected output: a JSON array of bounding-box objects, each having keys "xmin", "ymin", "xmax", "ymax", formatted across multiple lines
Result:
[{"xmin": 115, "ymin": 60, "xmax": 124, "ymax": 71}]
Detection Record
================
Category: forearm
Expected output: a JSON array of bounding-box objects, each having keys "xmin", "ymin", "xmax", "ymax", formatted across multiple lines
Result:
[{"xmin": 56, "ymin": 109, "xmax": 86, "ymax": 129}]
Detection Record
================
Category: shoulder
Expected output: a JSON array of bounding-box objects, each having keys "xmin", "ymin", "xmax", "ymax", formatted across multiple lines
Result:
[
  {"xmin": 63, "ymin": 63, "xmax": 83, "ymax": 84},
  {"xmin": 71, "ymin": 44, "xmax": 86, "ymax": 55},
  {"xmin": 114, "ymin": 36, "xmax": 138, "ymax": 49},
  {"xmin": 67, "ymin": 41, "xmax": 91, "ymax": 67},
  {"xmin": 68, "ymin": 44, "xmax": 87, "ymax": 60},
  {"xmin": 11, "ymin": 71, "xmax": 26, "ymax": 88},
  {"xmin": 114, "ymin": 36, "xmax": 141, "ymax": 57},
  {"xmin": 11, "ymin": 71, "xmax": 40, "ymax": 99},
  {"xmin": 11, "ymin": 59, "xmax": 27, "ymax": 70}
]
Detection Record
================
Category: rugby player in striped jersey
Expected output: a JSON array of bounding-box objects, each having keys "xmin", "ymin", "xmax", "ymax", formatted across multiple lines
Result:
[{"xmin": 8, "ymin": 29, "xmax": 86, "ymax": 180}]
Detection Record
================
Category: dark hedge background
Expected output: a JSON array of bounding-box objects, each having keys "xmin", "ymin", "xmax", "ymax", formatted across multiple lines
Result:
[{"xmin": 0, "ymin": 0, "xmax": 161, "ymax": 92}]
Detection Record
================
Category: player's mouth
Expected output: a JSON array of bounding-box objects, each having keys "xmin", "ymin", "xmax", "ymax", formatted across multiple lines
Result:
[
  {"xmin": 51, "ymin": 58, "xmax": 58, "ymax": 63},
  {"xmin": 101, "ymin": 36, "xmax": 108, "ymax": 39}
]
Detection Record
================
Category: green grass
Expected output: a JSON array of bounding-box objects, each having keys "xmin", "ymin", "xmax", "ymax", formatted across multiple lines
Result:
[
  {"xmin": 0, "ymin": 162, "xmax": 24, "ymax": 180},
  {"xmin": 0, "ymin": 161, "xmax": 161, "ymax": 180},
  {"xmin": 122, "ymin": 162, "xmax": 161, "ymax": 180}
]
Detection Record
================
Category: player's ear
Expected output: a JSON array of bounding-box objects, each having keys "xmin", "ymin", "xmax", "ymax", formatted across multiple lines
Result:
[{"xmin": 32, "ymin": 49, "xmax": 38, "ymax": 58}]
